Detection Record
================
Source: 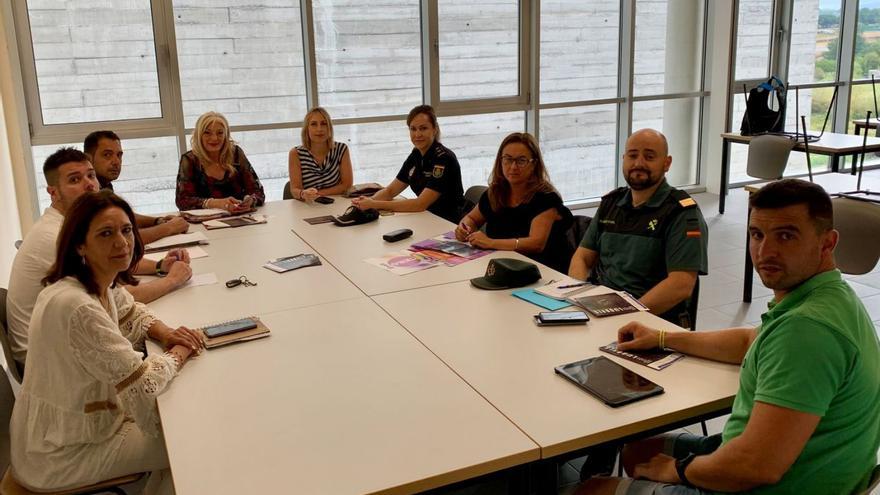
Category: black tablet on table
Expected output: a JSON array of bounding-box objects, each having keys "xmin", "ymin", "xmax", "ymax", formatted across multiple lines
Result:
[{"xmin": 555, "ymin": 356, "xmax": 664, "ymax": 407}]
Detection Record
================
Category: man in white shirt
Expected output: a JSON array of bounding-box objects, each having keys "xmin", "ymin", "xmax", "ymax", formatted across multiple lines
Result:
[
  {"xmin": 83, "ymin": 130, "xmax": 190, "ymax": 244},
  {"xmin": 6, "ymin": 148, "xmax": 191, "ymax": 368}
]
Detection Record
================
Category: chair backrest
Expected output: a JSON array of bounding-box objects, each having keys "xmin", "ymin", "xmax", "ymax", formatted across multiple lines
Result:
[
  {"xmin": 746, "ymin": 134, "xmax": 796, "ymax": 180},
  {"xmin": 832, "ymin": 197, "xmax": 880, "ymax": 275},
  {"xmin": 686, "ymin": 277, "xmax": 700, "ymax": 331},
  {"xmin": 464, "ymin": 185, "xmax": 487, "ymax": 206},
  {"xmin": 860, "ymin": 464, "xmax": 880, "ymax": 494},
  {"xmin": 0, "ymin": 289, "xmax": 23, "ymax": 384},
  {"xmin": 283, "ymin": 181, "xmax": 293, "ymax": 200},
  {"xmin": 565, "ymin": 215, "xmax": 592, "ymax": 254}
]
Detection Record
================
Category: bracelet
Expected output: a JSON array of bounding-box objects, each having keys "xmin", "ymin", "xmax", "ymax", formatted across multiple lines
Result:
[
  {"xmin": 514, "ymin": 238, "xmax": 520, "ymax": 250},
  {"xmin": 202, "ymin": 198, "xmax": 210, "ymax": 209},
  {"xmin": 155, "ymin": 259, "xmax": 167, "ymax": 277},
  {"xmin": 658, "ymin": 329, "xmax": 666, "ymax": 349},
  {"xmin": 299, "ymin": 189, "xmax": 305, "ymax": 200}
]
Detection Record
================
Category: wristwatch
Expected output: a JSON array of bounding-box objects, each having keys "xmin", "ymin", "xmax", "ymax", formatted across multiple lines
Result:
[
  {"xmin": 675, "ymin": 453, "xmax": 697, "ymax": 487},
  {"xmin": 155, "ymin": 259, "xmax": 167, "ymax": 277}
]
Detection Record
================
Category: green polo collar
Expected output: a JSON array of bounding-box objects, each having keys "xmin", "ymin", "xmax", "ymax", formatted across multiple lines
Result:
[
  {"xmin": 616, "ymin": 179, "xmax": 672, "ymax": 208},
  {"xmin": 764, "ymin": 269, "xmax": 842, "ymax": 316}
]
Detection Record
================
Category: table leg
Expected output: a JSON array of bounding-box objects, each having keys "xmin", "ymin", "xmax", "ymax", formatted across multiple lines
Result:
[
  {"xmin": 719, "ymin": 138, "xmax": 730, "ymax": 214},
  {"xmin": 831, "ymin": 155, "xmax": 840, "ymax": 173},
  {"xmin": 743, "ymin": 206, "xmax": 753, "ymax": 303}
]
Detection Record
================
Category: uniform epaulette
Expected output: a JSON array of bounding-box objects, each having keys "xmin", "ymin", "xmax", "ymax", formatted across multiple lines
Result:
[{"xmin": 670, "ymin": 188, "xmax": 697, "ymax": 208}]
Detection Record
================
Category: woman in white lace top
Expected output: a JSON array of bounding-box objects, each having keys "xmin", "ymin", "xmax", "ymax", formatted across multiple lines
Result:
[{"xmin": 9, "ymin": 190, "xmax": 204, "ymax": 493}]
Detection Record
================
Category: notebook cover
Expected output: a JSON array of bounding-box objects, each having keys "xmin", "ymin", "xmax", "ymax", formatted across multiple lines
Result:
[
  {"xmin": 201, "ymin": 317, "xmax": 271, "ymax": 349},
  {"xmin": 569, "ymin": 292, "xmax": 639, "ymax": 317},
  {"xmin": 303, "ymin": 215, "xmax": 336, "ymax": 225},
  {"xmin": 599, "ymin": 341, "xmax": 685, "ymax": 371},
  {"xmin": 203, "ymin": 214, "xmax": 267, "ymax": 229}
]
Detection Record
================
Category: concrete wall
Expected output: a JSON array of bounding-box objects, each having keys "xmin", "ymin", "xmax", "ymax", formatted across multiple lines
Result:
[{"xmin": 23, "ymin": 0, "xmax": 752, "ymax": 214}]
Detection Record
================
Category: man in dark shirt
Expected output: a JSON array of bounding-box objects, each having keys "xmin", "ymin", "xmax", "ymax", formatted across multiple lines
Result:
[
  {"xmin": 569, "ymin": 129, "xmax": 708, "ymax": 328},
  {"xmin": 84, "ymin": 130, "xmax": 189, "ymax": 244}
]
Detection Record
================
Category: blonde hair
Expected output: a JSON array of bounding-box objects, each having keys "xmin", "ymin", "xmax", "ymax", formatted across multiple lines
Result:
[
  {"xmin": 191, "ymin": 112, "xmax": 236, "ymax": 175},
  {"xmin": 301, "ymin": 107, "xmax": 335, "ymax": 150},
  {"xmin": 487, "ymin": 132, "xmax": 556, "ymax": 211}
]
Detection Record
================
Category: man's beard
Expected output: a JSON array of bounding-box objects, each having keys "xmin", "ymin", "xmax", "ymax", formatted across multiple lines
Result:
[{"xmin": 625, "ymin": 169, "xmax": 660, "ymax": 191}]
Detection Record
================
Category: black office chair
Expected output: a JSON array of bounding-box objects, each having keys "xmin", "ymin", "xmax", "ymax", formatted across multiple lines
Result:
[
  {"xmin": 566, "ymin": 215, "xmax": 592, "ymax": 253},
  {"xmin": 462, "ymin": 185, "xmax": 487, "ymax": 214},
  {"xmin": 282, "ymin": 181, "xmax": 294, "ymax": 200}
]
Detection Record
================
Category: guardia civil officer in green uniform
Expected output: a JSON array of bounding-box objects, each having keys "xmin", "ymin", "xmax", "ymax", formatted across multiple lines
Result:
[
  {"xmin": 569, "ymin": 129, "xmax": 708, "ymax": 328},
  {"xmin": 352, "ymin": 105, "xmax": 465, "ymax": 223}
]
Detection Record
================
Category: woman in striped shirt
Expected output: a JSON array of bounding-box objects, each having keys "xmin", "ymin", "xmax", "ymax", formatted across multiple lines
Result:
[{"xmin": 288, "ymin": 107, "xmax": 354, "ymax": 201}]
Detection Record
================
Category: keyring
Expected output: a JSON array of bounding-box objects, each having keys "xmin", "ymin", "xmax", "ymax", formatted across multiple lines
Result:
[{"xmin": 226, "ymin": 275, "xmax": 257, "ymax": 288}]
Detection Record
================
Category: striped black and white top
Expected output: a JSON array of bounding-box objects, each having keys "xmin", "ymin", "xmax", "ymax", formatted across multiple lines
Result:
[{"xmin": 296, "ymin": 142, "xmax": 348, "ymax": 190}]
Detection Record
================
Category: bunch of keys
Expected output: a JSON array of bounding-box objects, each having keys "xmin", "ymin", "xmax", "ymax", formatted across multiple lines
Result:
[{"xmin": 226, "ymin": 275, "xmax": 257, "ymax": 288}]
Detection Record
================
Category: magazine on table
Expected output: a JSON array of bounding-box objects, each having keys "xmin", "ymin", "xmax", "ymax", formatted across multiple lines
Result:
[
  {"xmin": 599, "ymin": 341, "xmax": 684, "ymax": 371},
  {"xmin": 568, "ymin": 291, "xmax": 647, "ymax": 317}
]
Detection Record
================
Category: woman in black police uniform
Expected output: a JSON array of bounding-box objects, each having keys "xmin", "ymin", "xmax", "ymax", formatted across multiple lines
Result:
[
  {"xmin": 454, "ymin": 132, "xmax": 573, "ymax": 272},
  {"xmin": 351, "ymin": 105, "xmax": 465, "ymax": 223}
]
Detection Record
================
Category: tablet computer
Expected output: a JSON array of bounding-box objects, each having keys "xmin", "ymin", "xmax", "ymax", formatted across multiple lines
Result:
[{"xmin": 555, "ymin": 356, "xmax": 664, "ymax": 407}]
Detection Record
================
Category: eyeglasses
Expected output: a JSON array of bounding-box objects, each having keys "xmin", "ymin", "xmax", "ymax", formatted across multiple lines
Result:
[{"xmin": 501, "ymin": 156, "xmax": 534, "ymax": 168}]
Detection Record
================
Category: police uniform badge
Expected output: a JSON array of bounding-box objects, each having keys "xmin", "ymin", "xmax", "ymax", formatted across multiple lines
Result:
[
  {"xmin": 678, "ymin": 197, "xmax": 696, "ymax": 208},
  {"xmin": 432, "ymin": 164, "xmax": 445, "ymax": 178}
]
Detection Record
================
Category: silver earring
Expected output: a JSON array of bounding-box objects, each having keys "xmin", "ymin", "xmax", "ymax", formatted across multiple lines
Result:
[{"xmin": 81, "ymin": 255, "xmax": 86, "ymax": 266}]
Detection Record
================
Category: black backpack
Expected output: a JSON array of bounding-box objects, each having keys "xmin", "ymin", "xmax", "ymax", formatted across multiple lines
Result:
[{"xmin": 740, "ymin": 76, "xmax": 786, "ymax": 135}]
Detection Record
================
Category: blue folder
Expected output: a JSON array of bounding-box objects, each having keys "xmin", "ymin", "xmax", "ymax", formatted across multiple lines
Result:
[{"xmin": 511, "ymin": 288, "xmax": 572, "ymax": 311}]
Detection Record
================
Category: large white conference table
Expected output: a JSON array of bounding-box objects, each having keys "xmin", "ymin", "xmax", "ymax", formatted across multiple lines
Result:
[
  {"xmin": 374, "ymin": 282, "xmax": 741, "ymax": 459},
  {"xmin": 157, "ymin": 299, "xmax": 538, "ymax": 495},
  {"xmin": 152, "ymin": 198, "xmax": 740, "ymax": 494}
]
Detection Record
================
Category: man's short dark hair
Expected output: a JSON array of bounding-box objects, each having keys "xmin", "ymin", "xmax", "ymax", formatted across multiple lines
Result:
[
  {"xmin": 749, "ymin": 179, "xmax": 833, "ymax": 232},
  {"xmin": 43, "ymin": 147, "xmax": 90, "ymax": 186},
  {"xmin": 83, "ymin": 130, "xmax": 120, "ymax": 158}
]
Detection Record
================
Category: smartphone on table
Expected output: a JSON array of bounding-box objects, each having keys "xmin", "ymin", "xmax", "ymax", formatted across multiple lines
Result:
[{"xmin": 534, "ymin": 310, "xmax": 590, "ymax": 326}]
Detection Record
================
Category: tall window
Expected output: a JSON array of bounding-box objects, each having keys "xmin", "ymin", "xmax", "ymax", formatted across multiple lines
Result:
[{"xmin": 15, "ymin": 0, "xmax": 710, "ymax": 215}]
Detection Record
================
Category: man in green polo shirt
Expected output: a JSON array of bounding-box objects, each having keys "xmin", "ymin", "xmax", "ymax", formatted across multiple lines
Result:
[
  {"xmin": 576, "ymin": 179, "xmax": 880, "ymax": 495},
  {"xmin": 569, "ymin": 129, "xmax": 708, "ymax": 328}
]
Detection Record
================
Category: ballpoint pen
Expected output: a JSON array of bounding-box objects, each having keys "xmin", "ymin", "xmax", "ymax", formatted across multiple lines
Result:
[{"xmin": 556, "ymin": 282, "xmax": 591, "ymax": 289}]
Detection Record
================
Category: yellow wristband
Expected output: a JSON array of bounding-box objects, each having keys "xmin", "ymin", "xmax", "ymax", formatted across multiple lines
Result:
[{"xmin": 659, "ymin": 329, "xmax": 666, "ymax": 350}]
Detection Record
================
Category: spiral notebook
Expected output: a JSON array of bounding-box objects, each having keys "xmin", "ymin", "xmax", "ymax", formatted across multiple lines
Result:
[{"xmin": 200, "ymin": 316, "xmax": 271, "ymax": 349}]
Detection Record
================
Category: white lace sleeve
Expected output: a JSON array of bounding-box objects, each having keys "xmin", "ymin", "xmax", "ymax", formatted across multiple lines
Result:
[
  {"xmin": 115, "ymin": 286, "xmax": 157, "ymax": 349},
  {"xmin": 69, "ymin": 303, "xmax": 179, "ymax": 436}
]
